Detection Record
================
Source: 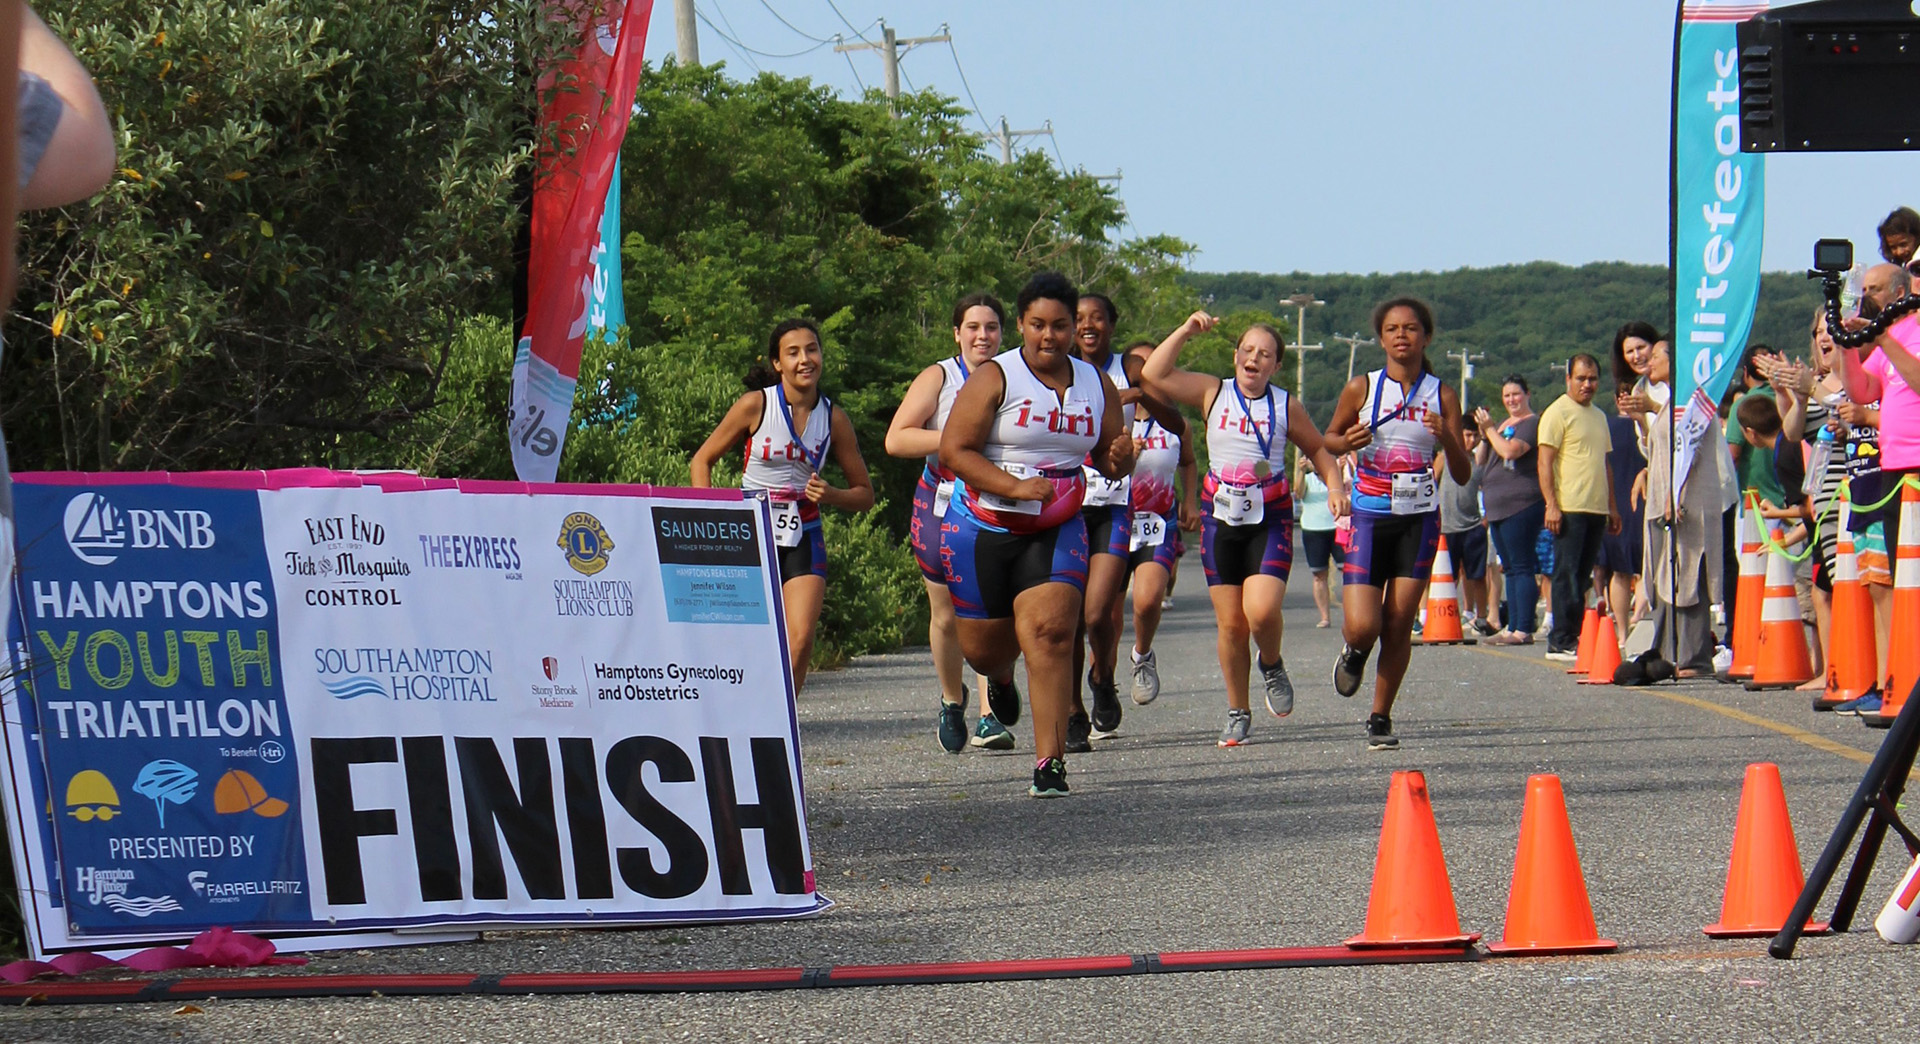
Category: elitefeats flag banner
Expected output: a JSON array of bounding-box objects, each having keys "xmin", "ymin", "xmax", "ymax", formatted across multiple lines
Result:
[
  {"xmin": 1, "ymin": 471, "xmax": 820, "ymax": 959},
  {"xmin": 511, "ymin": 1, "xmax": 653, "ymax": 481},
  {"xmin": 1670, "ymin": 1, "xmax": 1767, "ymax": 487},
  {"xmin": 591, "ymin": 157, "xmax": 627, "ymax": 336}
]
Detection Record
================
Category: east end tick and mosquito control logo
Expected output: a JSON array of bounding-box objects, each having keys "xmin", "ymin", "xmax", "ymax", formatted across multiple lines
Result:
[
  {"xmin": 63, "ymin": 492, "xmax": 216, "ymax": 566},
  {"xmin": 558, "ymin": 512, "xmax": 614, "ymax": 576}
]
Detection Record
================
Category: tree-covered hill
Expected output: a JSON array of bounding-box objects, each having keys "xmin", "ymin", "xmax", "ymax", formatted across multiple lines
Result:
[{"xmin": 1183, "ymin": 264, "xmax": 1825, "ymax": 422}]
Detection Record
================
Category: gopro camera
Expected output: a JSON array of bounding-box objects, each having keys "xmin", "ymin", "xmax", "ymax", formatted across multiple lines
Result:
[{"xmin": 1813, "ymin": 238, "xmax": 1853, "ymax": 275}]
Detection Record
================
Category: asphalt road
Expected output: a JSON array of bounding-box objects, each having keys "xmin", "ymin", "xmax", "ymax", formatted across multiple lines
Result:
[{"xmin": 7, "ymin": 561, "xmax": 1920, "ymax": 1042}]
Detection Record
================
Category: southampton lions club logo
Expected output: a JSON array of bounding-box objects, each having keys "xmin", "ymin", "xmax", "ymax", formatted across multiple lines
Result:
[{"xmin": 558, "ymin": 512, "xmax": 614, "ymax": 576}]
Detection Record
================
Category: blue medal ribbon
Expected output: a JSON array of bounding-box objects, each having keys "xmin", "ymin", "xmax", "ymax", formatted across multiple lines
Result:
[
  {"xmin": 775, "ymin": 388, "xmax": 831, "ymax": 473},
  {"xmin": 1230, "ymin": 379, "xmax": 1276, "ymax": 466}
]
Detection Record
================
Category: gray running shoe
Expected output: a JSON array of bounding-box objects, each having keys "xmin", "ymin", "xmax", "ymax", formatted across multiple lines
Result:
[
  {"xmin": 1131, "ymin": 650, "xmax": 1161, "ymax": 705},
  {"xmin": 1333, "ymin": 644, "xmax": 1368, "ymax": 698},
  {"xmin": 1366, "ymin": 712, "xmax": 1399, "ymax": 750},
  {"xmin": 1218, "ymin": 709, "xmax": 1252, "ymax": 747},
  {"xmin": 1065, "ymin": 711, "xmax": 1094, "ymax": 753},
  {"xmin": 969, "ymin": 712, "xmax": 1015, "ymax": 750},
  {"xmin": 1261, "ymin": 656, "xmax": 1294, "ymax": 717}
]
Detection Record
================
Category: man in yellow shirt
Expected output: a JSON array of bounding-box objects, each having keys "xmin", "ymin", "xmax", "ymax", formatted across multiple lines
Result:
[{"xmin": 1537, "ymin": 353, "xmax": 1622, "ymax": 660}]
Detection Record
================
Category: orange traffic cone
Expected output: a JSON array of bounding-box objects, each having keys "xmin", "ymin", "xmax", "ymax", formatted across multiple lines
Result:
[
  {"xmin": 1726, "ymin": 491, "xmax": 1765, "ymax": 681},
  {"xmin": 1346, "ymin": 771, "xmax": 1480, "ymax": 949},
  {"xmin": 1819, "ymin": 495, "xmax": 1878, "ymax": 711},
  {"xmin": 1578, "ymin": 614, "xmax": 1621, "ymax": 685},
  {"xmin": 1568, "ymin": 606, "xmax": 1601, "ymax": 675},
  {"xmin": 1486, "ymin": 775, "xmax": 1618, "ymax": 955},
  {"xmin": 1703, "ymin": 762, "xmax": 1829, "ymax": 938},
  {"xmin": 1866, "ymin": 479, "xmax": 1920, "ymax": 728},
  {"xmin": 1421, "ymin": 536, "xmax": 1475, "ymax": 645},
  {"xmin": 1744, "ymin": 534, "xmax": 1814, "ymax": 690}
]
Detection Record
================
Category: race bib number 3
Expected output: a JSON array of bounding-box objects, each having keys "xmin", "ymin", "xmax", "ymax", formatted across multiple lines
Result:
[
  {"xmin": 1212, "ymin": 483, "xmax": 1263, "ymax": 526},
  {"xmin": 772, "ymin": 500, "xmax": 805, "ymax": 547},
  {"xmin": 1391, "ymin": 472, "xmax": 1437, "ymax": 516},
  {"xmin": 1129, "ymin": 511, "xmax": 1167, "ymax": 552}
]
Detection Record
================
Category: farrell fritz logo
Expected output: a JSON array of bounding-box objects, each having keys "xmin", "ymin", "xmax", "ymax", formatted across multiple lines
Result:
[{"xmin": 558, "ymin": 512, "xmax": 614, "ymax": 576}]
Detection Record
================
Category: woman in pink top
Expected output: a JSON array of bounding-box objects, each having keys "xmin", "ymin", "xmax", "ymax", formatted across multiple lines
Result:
[{"xmin": 1838, "ymin": 310, "xmax": 1920, "ymax": 549}]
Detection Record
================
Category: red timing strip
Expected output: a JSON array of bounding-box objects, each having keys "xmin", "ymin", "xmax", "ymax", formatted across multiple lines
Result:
[{"xmin": 0, "ymin": 944, "xmax": 1480, "ymax": 1005}]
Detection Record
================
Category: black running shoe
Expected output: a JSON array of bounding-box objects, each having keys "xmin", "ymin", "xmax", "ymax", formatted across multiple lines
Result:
[
  {"xmin": 1089, "ymin": 670, "xmax": 1122, "ymax": 738},
  {"xmin": 1065, "ymin": 711, "xmax": 1094, "ymax": 753},
  {"xmin": 1366, "ymin": 712, "xmax": 1399, "ymax": 750},
  {"xmin": 987, "ymin": 675, "xmax": 1022, "ymax": 727},
  {"xmin": 1029, "ymin": 757, "xmax": 1069, "ymax": 798},
  {"xmin": 1333, "ymin": 644, "xmax": 1368, "ymax": 698}
]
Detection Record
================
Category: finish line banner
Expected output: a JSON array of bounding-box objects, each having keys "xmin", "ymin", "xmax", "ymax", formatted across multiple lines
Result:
[{"xmin": 1, "ymin": 472, "xmax": 819, "ymax": 957}]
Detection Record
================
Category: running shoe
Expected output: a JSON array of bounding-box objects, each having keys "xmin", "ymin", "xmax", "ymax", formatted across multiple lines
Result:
[
  {"xmin": 1261, "ymin": 656, "xmax": 1294, "ymax": 717},
  {"xmin": 1366, "ymin": 713, "xmax": 1399, "ymax": 750},
  {"xmin": 970, "ymin": 712, "xmax": 1015, "ymax": 750},
  {"xmin": 1161, "ymin": 596, "xmax": 1175, "ymax": 610},
  {"xmin": 1333, "ymin": 644, "xmax": 1368, "ymax": 698},
  {"xmin": 1131, "ymin": 649, "xmax": 1161, "ymax": 705},
  {"xmin": 1065, "ymin": 711, "xmax": 1094, "ymax": 753},
  {"xmin": 1218, "ymin": 708, "xmax": 1252, "ymax": 747},
  {"xmin": 1544, "ymin": 646, "xmax": 1579, "ymax": 663},
  {"xmin": 987, "ymin": 675, "xmax": 1022, "ymax": 727},
  {"xmin": 1089, "ymin": 671, "xmax": 1123, "ymax": 738},
  {"xmin": 1711, "ymin": 645, "xmax": 1734, "ymax": 673},
  {"xmin": 1029, "ymin": 757, "xmax": 1069, "ymax": 798},
  {"xmin": 938, "ymin": 701, "xmax": 966, "ymax": 754},
  {"xmin": 1833, "ymin": 690, "xmax": 1881, "ymax": 717}
]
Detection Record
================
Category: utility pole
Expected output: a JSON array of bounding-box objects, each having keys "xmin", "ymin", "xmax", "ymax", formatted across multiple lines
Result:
[
  {"xmin": 1283, "ymin": 292, "xmax": 1324, "ymax": 399},
  {"xmin": 1447, "ymin": 346, "xmax": 1486, "ymax": 408},
  {"xmin": 1091, "ymin": 170, "xmax": 1123, "ymax": 183},
  {"xmin": 835, "ymin": 21, "xmax": 951, "ymax": 114},
  {"xmin": 992, "ymin": 117, "xmax": 1053, "ymax": 163},
  {"xmin": 673, "ymin": 0, "xmax": 699, "ymax": 65},
  {"xmin": 1330, "ymin": 332, "xmax": 1376, "ymax": 382}
]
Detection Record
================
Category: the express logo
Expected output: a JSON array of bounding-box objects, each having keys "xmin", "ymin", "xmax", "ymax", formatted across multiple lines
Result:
[
  {"xmin": 558, "ymin": 512, "xmax": 614, "ymax": 576},
  {"xmin": 64, "ymin": 492, "xmax": 216, "ymax": 566}
]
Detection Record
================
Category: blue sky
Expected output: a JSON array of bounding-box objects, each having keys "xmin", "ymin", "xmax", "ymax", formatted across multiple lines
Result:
[{"xmin": 639, "ymin": 0, "xmax": 1920, "ymax": 275}]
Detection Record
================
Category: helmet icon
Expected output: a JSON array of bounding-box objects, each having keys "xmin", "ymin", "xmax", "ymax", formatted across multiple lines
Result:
[{"xmin": 64, "ymin": 770, "xmax": 121, "ymax": 822}]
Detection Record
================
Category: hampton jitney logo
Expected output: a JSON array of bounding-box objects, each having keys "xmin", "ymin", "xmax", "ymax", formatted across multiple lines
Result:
[
  {"xmin": 557, "ymin": 511, "xmax": 613, "ymax": 575},
  {"xmin": 64, "ymin": 492, "xmax": 216, "ymax": 566}
]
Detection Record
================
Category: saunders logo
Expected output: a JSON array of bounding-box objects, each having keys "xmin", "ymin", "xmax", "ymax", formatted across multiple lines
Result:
[{"xmin": 558, "ymin": 512, "xmax": 614, "ymax": 576}]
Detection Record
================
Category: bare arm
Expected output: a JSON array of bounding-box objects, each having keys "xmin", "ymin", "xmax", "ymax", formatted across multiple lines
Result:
[
  {"xmin": 1288, "ymin": 396, "xmax": 1346, "ymax": 518},
  {"xmin": 1537, "ymin": 442, "xmax": 1562, "ymax": 535},
  {"xmin": 1140, "ymin": 311, "xmax": 1224, "ymax": 411},
  {"xmin": 883, "ymin": 364, "xmax": 946, "ymax": 460},
  {"xmin": 941, "ymin": 362, "xmax": 1049, "ymax": 502},
  {"xmin": 1476, "ymin": 411, "xmax": 1533, "ymax": 461},
  {"xmin": 19, "ymin": 6, "xmax": 113, "ymax": 210},
  {"xmin": 1319, "ymin": 375, "xmax": 1373, "ymax": 455},
  {"xmin": 689, "ymin": 393, "xmax": 761, "ymax": 488},
  {"xmin": 1088, "ymin": 371, "xmax": 1136, "ymax": 480},
  {"xmin": 813, "ymin": 406, "xmax": 874, "ymax": 512},
  {"xmin": 1433, "ymin": 385, "xmax": 1471, "ymax": 486}
]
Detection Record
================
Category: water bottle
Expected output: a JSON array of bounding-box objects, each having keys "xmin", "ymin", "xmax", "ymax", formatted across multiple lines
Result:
[{"xmin": 1841, "ymin": 262, "xmax": 1866, "ymax": 317}]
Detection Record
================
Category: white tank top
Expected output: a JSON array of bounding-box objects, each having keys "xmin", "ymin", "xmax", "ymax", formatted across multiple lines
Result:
[
  {"xmin": 741, "ymin": 386, "xmax": 833, "ymax": 507},
  {"xmin": 961, "ymin": 347, "xmax": 1105, "ymax": 532},
  {"xmin": 1131, "ymin": 416, "xmax": 1181, "ymax": 515},
  {"xmin": 923, "ymin": 356, "xmax": 970, "ymax": 476},
  {"xmin": 1081, "ymin": 353, "xmax": 1135, "ymax": 505},
  {"xmin": 1354, "ymin": 367, "xmax": 1442, "ymax": 501},
  {"xmin": 1206, "ymin": 380, "xmax": 1292, "ymax": 494}
]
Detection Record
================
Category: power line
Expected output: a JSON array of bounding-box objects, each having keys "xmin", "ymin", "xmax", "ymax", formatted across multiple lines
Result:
[
  {"xmin": 754, "ymin": 0, "xmax": 833, "ymax": 43},
  {"xmin": 945, "ymin": 37, "xmax": 997, "ymax": 137},
  {"xmin": 840, "ymin": 47, "xmax": 868, "ymax": 93},
  {"xmin": 693, "ymin": 7, "xmax": 762, "ymax": 72},
  {"xmin": 825, "ymin": 0, "xmax": 876, "ymax": 42},
  {"xmin": 694, "ymin": 4, "xmax": 831, "ymax": 60}
]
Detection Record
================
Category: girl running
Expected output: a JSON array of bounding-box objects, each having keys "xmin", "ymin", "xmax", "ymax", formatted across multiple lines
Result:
[
  {"xmin": 1322, "ymin": 298, "xmax": 1471, "ymax": 750},
  {"xmin": 940, "ymin": 271, "xmax": 1134, "ymax": 796},
  {"xmin": 1068, "ymin": 292, "xmax": 1142, "ymax": 748},
  {"xmin": 1122, "ymin": 340, "xmax": 1201, "ymax": 706},
  {"xmin": 885, "ymin": 292, "xmax": 1025, "ymax": 753},
  {"xmin": 691, "ymin": 318, "xmax": 874, "ymax": 693},
  {"xmin": 1142, "ymin": 311, "xmax": 1346, "ymax": 747}
]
